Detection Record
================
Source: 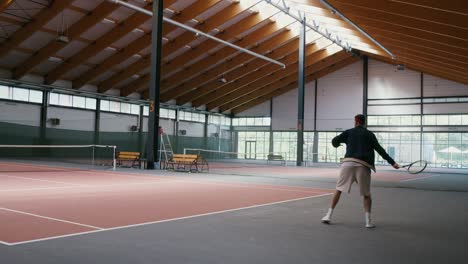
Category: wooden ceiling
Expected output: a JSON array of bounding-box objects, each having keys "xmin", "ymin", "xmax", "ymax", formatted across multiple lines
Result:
[{"xmin": 0, "ymin": 0, "xmax": 466, "ymax": 114}]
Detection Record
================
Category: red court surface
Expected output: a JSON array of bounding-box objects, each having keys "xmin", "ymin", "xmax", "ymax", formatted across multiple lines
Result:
[{"xmin": 0, "ymin": 162, "xmax": 332, "ymax": 246}]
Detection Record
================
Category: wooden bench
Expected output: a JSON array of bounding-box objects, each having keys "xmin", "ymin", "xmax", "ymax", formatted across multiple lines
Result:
[
  {"xmin": 166, "ymin": 154, "xmax": 208, "ymax": 172},
  {"xmin": 267, "ymin": 154, "xmax": 286, "ymax": 166},
  {"xmin": 116, "ymin": 151, "xmax": 141, "ymax": 168}
]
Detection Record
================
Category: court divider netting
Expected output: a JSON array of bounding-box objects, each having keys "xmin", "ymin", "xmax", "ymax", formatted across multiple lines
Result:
[{"xmin": 0, "ymin": 144, "xmax": 117, "ymax": 172}]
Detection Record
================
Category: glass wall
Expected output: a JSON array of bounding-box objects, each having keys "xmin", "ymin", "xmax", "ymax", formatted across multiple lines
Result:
[
  {"xmin": 237, "ymin": 131, "xmax": 270, "ymax": 159},
  {"xmin": 374, "ymin": 132, "xmax": 421, "ymax": 165},
  {"xmin": 273, "ymin": 132, "xmax": 297, "ymax": 161},
  {"xmin": 423, "ymin": 133, "xmax": 468, "ymax": 168}
]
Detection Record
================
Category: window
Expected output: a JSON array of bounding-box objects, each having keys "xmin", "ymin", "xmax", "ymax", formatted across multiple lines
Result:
[
  {"xmin": 120, "ymin": 103, "xmax": 131, "ymax": 114},
  {"xmin": 237, "ymin": 131, "xmax": 270, "ymax": 160},
  {"xmin": 368, "ymin": 115, "xmax": 420, "ymax": 127},
  {"xmin": 232, "ymin": 117, "xmax": 271, "ymax": 126},
  {"xmin": 1, "ymin": 87, "xmax": 44, "ymax": 103},
  {"xmin": 29, "ymin": 90, "xmax": 43, "ymax": 103},
  {"xmin": 73, "ymin": 96, "xmax": 86, "ymax": 108},
  {"xmin": 12, "ymin": 88, "xmax": 29, "ymax": 101},
  {"xmin": 85, "ymin": 98, "xmax": 97, "ymax": 110},
  {"xmin": 0, "ymin": 85, "xmax": 9, "ymax": 99},
  {"xmin": 100, "ymin": 100, "xmax": 110, "ymax": 111},
  {"xmin": 273, "ymin": 132, "xmax": 297, "ymax": 161},
  {"xmin": 131, "ymin": 104, "xmax": 140, "ymax": 115},
  {"xmin": 208, "ymin": 115, "xmax": 232, "ymax": 126},
  {"xmin": 109, "ymin": 101, "xmax": 120, "ymax": 112},
  {"xmin": 180, "ymin": 110, "xmax": 205, "ymax": 122}
]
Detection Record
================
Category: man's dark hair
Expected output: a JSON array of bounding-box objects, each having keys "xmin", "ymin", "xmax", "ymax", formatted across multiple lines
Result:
[{"xmin": 355, "ymin": 114, "xmax": 366, "ymax": 126}]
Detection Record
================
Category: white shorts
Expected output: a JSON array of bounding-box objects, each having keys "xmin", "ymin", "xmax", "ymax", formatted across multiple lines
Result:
[{"xmin": 336, "ymin": 161, "xmax": 371, "ymax": 196}]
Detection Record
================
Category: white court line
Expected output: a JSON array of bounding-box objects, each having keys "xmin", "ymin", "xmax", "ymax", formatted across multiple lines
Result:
[
  {"xmin": 0, "ymin": 240, "xmax": 12, "ymax": 246},
  {"xmin": 0, "ymin": 163, "xmax": 326, "ymax": 194},
  {"xmin": 4, "ymin": 192, "xmax": 333, "ymax": 246},
  {"xmin": 0, "ymin": 208, "xmax": 103, "ymax": 230},
  {"xmin": 0, "ymin": 173, "xmax": 88, "ymax": 187},
  {"xmin": 399, "ymin": 175, "xmax": 441, "ymax": 183}
]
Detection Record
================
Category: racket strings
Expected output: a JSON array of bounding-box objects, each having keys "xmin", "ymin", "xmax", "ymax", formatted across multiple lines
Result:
[{"xmin": 407, "ymin": 160, "xmax": 428, "ymax": 174}]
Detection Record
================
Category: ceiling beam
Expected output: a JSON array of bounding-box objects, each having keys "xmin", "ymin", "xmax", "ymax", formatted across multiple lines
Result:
[
  {"xmin": 217, "ymin": 49, "xmax": 350, "ymax": 112},
  {"xmin": 118, "ymin": 13, "xmax": 265, "ymax": 96},
  {"xmin": 372, "ymin": 34, "xmax": 468, "ymax": 62},
  {"xmin": 160, "ymin": 23, "xmax": 289, "ymax": 93},
  {"xmin": 122, "ymin": 20, "xmax": 290, "ymax": 97},
  {"xmin": 159, "ymin": 27, "xmax": 296, "ymax": 101},
  {"xmin": 44, "ymin": 0, "xmax": 199, "ymax": 85},
  {"xmin": 326, "ymin": 0, "xmax": 468, "ymax": 29},
  {"xmin": 326, "ymin": 2, "xmax": 468, "ymax": 41},
  {"xmin": 0, "ymin": 0, "xmax": 75, "ymax": 58},
  {"xmin": 364, "ymin": 52, "xmax": 468, "ymax": 85},
  {"xmin": 344, "ymin": 14, "xmax": 468, "ymax": 49},
  {"xmin": 103, "ymin": 0, "xmax": 259, "ymax": 94},
  {"xmin": 13, "ymin": 1, "xmax": 121, "ymax": 79},
  {"xmin": 0, "ymin": 0, "xmax": 13, "ymax": 13},
  {"xmin": 230, "ymin": 55, "xmax": 359, "ymax": 114},
  {"xmin": 197, "ymin": 41, "xmax": 328, "ymax": 108},
  {"xmin": 362, "ymin": 26, "xmax": 468, "ymax": 58},
  {"xmin": 385, "ymin": 45, "xmax": 468, "ymax": 70},
  {"xmin": 178, "ymin": 37, "xmax": 309, "ymax": 105},
  {"xmin": 73, "ymin": 0, "xmax": 224, "ymax": 89}
]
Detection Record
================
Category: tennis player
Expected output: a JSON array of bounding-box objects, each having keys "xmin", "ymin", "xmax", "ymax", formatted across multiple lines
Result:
[{"xmin": 321, "ymin": 114, "xmax": 400, "ymax": 228}]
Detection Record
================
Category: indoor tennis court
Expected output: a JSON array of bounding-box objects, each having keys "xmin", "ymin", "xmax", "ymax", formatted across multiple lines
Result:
[{"xmin": 0, "ymin": 0, "xmax": 467, "ymax": 263}]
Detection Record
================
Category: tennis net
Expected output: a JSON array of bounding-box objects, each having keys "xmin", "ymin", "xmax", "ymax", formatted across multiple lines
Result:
[
  {"xmin": 183, "ymin": 148, "xmax": 290, "ymax": 168},
  {"xmin": 0, "ymin": 144, "xmax": 116, "ymax": 172}
]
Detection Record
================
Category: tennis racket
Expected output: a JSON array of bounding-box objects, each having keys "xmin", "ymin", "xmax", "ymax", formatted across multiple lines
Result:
[{"xmin": 401, "ymin": 160, "xmax": 428, "ymax": 174}]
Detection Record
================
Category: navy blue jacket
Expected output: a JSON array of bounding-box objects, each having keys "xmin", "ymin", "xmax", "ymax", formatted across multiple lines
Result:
[{"xmin": 332, "ymin": 126, "xmax": 395, "ymax": 167}]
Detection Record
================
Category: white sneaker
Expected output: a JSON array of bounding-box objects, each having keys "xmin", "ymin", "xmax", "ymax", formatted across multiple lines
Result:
[
  {"xmin": 365, "ymin": 222, "xmax": 376, "ymax": 228},
  {"xmin": 321, "ymin": 214, "xmax": 331, "ymax": 224}
]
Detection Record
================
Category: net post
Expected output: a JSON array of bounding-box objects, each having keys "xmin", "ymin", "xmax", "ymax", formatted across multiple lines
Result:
[
  {"xmin": 113, "ymin": 146, "xmax": 116, "ymax": 171},
  {"xmin": 92, "ymin": 145, "xmax": 95, "ymax": 167}
]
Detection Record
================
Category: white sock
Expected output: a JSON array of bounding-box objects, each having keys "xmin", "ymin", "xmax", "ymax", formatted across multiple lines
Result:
[
  {"xmin": 326, "ymin": 208, "xmax": 334, "ymax": 217},
  {"xmin": 365, "ymin": 212, "xmax": 371, "ymax": 223}
]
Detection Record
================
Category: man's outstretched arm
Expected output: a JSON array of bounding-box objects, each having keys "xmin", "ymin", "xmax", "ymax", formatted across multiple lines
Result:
[{"xmin": 332, "ymin": 131, "xmax": 348, "ymax": 148}]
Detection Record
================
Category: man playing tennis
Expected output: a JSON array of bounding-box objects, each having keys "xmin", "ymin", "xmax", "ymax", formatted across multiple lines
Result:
[{"xmin": 321, "ymin": 114, "xmax": 400, "ymax": 228}]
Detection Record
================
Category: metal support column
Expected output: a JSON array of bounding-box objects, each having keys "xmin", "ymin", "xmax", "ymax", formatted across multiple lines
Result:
[
  {"xmin": 94, "ymin": 98, "xmax": 101, "ymax": 145},
  {"xmin": 146, "ymin": 0, "xmax": 163, "ymax": 169},
  {"xmin": 313, "ymin": 79, "xmax": 319, "ymax": 163},
  {"xmin": 40, "ymin": 90, "xmax": 49, "ymax": 143},
  {"xmin": 420, "ymin": 72, "xmax": 424, "ymax": 160},
  {"xmin": 204, "ymin": 114, "xmax": 209, "ymax": 150},
  {"xmin": 138, "ymin": 105, "xmax": 144, "ymax": 154},
  {"xmin": 174, "ymin": 109, "xmax": 179, "ymax": 153},
  {"xmin": 363, "ymin": 55, "xmax": 368, "ymax": 117},
  {"xmin": 269, "ymin": 99, "xmax": 274, "ymax": 155},
  {"xmin": 296, "ymin": 19, "xmax": 306, "ymax": 166}
]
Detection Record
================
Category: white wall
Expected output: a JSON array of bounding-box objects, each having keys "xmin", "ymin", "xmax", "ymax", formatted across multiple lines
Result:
[
  {"xmin": 0, "ymin": 101, "xmax": 41, "ymax": 126},
  {"xmin": 178, "ymin": 121, "xmax": 204, "ymax": 137},
  {"xmin": 424, "ymin": 74, "xmax": 468, "ymax": 97},
  {"xmin": 269, "ymin": 61, "xmax": 363, "ymax": 131},
  {"xmin": 236, "ymin": 100, "xmax": 270, "ymax": 117},
  {"xmin": 47, "ymin": 107, "xmax": 95, "ymax": 131},
  {"xmin": 368, "ymin": 59, "xmax": 420, "ymax": 99},
  {"xmin": 100, "ymin": 112, "xmax": 139, "ymax": 132},
  {"xmin": 272, "ymin": 88, "xmax": 298, "ymax": 130},
  {"xmin": 316, "ymin": 61, "xmax": 363, "ymax": 130}
]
